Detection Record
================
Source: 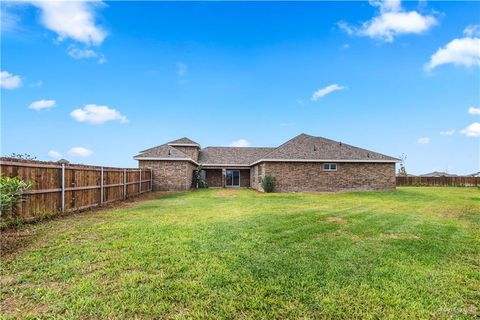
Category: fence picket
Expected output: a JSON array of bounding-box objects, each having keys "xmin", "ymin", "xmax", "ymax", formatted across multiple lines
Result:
[
  {"xmin": 396, "ymin": 176, "xmax": 479, "ymax": 187},
  {"xmin": 0, "ymin": 159, "xmax": 152, "ymax": 220}
]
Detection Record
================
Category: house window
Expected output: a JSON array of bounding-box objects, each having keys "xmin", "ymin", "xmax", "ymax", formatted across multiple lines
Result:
[{"xmin": 324, "ymin": 163, "xmax": 337, "ymax": 171}]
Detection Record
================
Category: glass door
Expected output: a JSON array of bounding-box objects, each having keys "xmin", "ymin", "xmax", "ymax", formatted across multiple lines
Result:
[{"xmin": 226, "ymin": 170, "xmax": 240, "ymax": 187}]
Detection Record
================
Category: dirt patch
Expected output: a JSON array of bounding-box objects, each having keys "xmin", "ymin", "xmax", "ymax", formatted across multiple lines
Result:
[
  {"xmin": 0, "ymin": 295, "xmax": 50, "ymax": 318},
  {"xmin": 0, "ymin": 274, "xmax": 16, "ymax": 286},
  {"xmin": 325, "ymin": 216, "xmax": 348, "ymax": 224}
]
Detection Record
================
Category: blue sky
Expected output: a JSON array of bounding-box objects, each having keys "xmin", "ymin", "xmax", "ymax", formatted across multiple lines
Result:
[{"xmin": 1, "ymin": 0, "xmax": 479, "ymax": 174}]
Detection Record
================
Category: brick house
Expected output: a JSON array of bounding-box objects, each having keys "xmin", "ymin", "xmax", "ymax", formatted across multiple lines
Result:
[{"xmin": 134, "ymin": 133, "xmax": 399, "ymax": 192}]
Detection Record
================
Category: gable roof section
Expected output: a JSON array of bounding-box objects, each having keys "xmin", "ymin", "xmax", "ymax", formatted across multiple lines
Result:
[
  {"xmin": 134, "ymin": 144, "xmax": 197, "ymax": 163},
  {"xmin": 139, "ymin": 137, "xmax": 199, "ymax": 153},
  {"xmin": 167, "ymin": 137, "xmax": 200, "ymax": 146},
  {"xmin": 198, "ymin": 147, "xmax": 274, "ymax": 166},
  {"xmin": 250, "ymin": 133, "xmax": 399, "ymax": 165}
]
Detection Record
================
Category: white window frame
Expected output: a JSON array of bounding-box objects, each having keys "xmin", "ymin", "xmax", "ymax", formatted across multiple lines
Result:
[{"xmin": 324, "ymin": 163, "xmax": 337, "ymax": 171}]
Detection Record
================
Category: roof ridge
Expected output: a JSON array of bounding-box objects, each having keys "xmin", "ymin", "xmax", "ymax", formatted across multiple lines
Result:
[
  {"xmin": 134, "ymin": 144, "xmax": 193, "ymax": 159},
  {"xmin": 202, "ymin": 146, "xmax": 274, "ymax": 149},
  {"xmin": 313, "ymin": 136, "xmax": 399, "ymax": 161},
  {"xmin": 259, "ymin": 133, "xmax": 310, "ymax": 159}
]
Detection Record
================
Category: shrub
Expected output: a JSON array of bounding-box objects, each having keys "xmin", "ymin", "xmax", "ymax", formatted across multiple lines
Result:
[
  {"xmin": 0, "ymin": 176, "xmax": 32, "ymax": 218},
  {"xmin": 261, "ymin": 174, "xmax": 276, "ymax": 193},
  {"xmin": 193, "ymin": 166, "xmax": 208, "ymax": 189}
]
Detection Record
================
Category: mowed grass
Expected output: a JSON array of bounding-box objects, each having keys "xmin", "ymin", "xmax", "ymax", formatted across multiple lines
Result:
[{"xmin": 1, "ymin": 187, "xmax": 479, "ymax": 319}]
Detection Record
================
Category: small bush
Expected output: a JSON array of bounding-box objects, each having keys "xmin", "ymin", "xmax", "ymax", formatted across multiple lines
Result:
[
  {"xmin": 261, "ymin": 174, "xmax": 276, "ymax": 193},
  {"xmin": 193, "ymin": 166, "xmax": 208, "ymax": 188},
  {"xmin": 0, "ymin": 176, "xmax": 32, "ymax": 218}
]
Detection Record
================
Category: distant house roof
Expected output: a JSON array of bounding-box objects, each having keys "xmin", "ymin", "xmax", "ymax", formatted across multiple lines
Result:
[
  {"xmin": 468, "ymin": 172, "xmax": 480, "ymax": 177},
  {"xmin": 199, "ymin": 147, "xmax": 273, "ymax": 166},
  {"xmin": 419, "ymin": 171, "xmax": 458, "ymax": 177},
  {"xmin": 250, "ymin": 133, "xmax": 399, "ymax": 165}
]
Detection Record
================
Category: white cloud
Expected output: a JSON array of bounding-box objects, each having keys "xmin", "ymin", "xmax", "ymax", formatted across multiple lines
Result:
[
  {"xmin": 418, "ymin": 137, "xmax": 430, "ymax": 144},
  {"xmin": 176, "ymin": 62, "xmax": 188, "ymax": 76},
  {"xmin": 67, "ymin": 46, "xmax": 106, "ymax": 64},
  {"xmin": 67, "ymin": 46, "xmax": 97, "ymax": 59},
  {"xmin": 48, "ymin": 150, "xmax": 62, "ymax": 159},
  {"xmin": 228, "ymin": 139, "xmax": 251, "ymax": 147},
  {"xmin": 439, "ymin": 129, "xmax": 455, "ymax": 136},
  {"xmin": 337, "ymin": 21, "xmax": 355, "ymax": 36},
  {"xmin": 468, "ymin": 107, "xmax": 480, "ymax": 115},
  {"xmin": 464, "ymin": 24, "xmax": 480, "ymax": 37},
  {"xmin": 460, "ymin": 122, "xmax": 480, "ymax": 137},
  {"xmin": 70, "ymin": 104, "xmax": 128, "ymax": 124},
  {"xmin": 68, "ymin": 147, "xmax": 93, "ymax": 157},
  {"xmin": 339, "ymin": 0, "xmax": 437, "ymax": 42},
  {"xmin": 426, "ymin": 38, "xmax": 480, "ymax": 71},
  {"xmin": 30, "ymin": 1, "xmax": 107, "ymax": 46},
  {"xmin": 0, "ymin": 71, "xmax": 22, "ymax": 89},
  {"xmin": 311, "ymin": 84, "xmax": 345, "ymax": 101},
  {"xmin": 28, "ymin": 99, "xmax": 56, "ymax": 110}
]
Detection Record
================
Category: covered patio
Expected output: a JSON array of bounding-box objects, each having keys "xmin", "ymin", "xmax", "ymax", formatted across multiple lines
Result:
[{"xmin": 203, "ymin": 168, "xmax": 250, "ymax": 188}]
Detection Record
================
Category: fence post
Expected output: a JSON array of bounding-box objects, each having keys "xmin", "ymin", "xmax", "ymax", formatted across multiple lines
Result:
[
  {"xmin": 150, "ymin": 169, "xmax": 153, "ymax": 191},
  {"xmin": 61, "ymin": 164, "xmax": 65, "ymax": 212},
  {"xmin": 139, "ymin": 168, "xmax": 142, "ymax": 194},
  {"xmin": 123, "ymin": 168, "xmax": 127, "ymax": 200},
  {"xmin": 100, "ymin": 167, "xmax": 104, "ymax": 206}
]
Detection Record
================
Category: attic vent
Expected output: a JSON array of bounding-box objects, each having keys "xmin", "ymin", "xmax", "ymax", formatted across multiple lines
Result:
[
  {"xmin": 339, "ymin": 142, "xmax": 342, "ymax": 146},
  {"xmin": 313, "ymin": 145, "xmax": 317, "ymax": 151},
  {"xmin": 367, "ymin": 153, "xmax": 370, "ymax": 158},
  {"xmin": 168, "ymin": 150, "xmax": 171, "ymax": 156}
]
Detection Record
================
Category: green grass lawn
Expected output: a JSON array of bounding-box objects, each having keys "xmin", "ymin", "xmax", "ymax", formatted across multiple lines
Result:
[{"xmin": 1, "ymin": 187, "xmax": 479, "ymax": 319}]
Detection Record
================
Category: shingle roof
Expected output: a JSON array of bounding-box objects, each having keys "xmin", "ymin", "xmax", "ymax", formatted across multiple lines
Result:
[
  {"xmin": 198, "ymin": 147, "xmax": 273, "ymax": 166},
  {"xmin": 167, "ymin": 137, "xmax": 200, "ymax": 146},
  {"xmin": 139, "ymin": 137, "xmax": 199, "ymax": 153},
  {"xmin": 134, "ymin": 133, "xmax": 398, "ymax": 164},
  {"xmin": 134, "ymin": 144, "xmax": 192, "ymax": 160},
  {"xmin": 253, "ymin": 133, "xmax": 399, "ymax": 163}
]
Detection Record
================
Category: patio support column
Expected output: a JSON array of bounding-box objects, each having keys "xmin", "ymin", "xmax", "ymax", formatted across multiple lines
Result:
[{"xmin": 222, "ymin": 168, "xmax": 226, "ymax": 188}]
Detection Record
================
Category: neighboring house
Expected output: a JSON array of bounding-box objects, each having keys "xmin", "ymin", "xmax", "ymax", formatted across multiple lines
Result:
[
  {"xmin": 468, "ymin": 172, "xmax": 480, "ymax": 177},
  {"xmin": 419, "ymin": 171, "xmax": 458, "ymax": 177},
  {"xmin": 134, "ymin": 133, "xmax": 399, "ymax": 192}
]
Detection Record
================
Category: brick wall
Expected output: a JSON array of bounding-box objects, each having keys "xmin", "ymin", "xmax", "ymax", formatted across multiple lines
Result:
[
  {"xmin": 205, "ymin": 169, "xmax": 222, "ymax": 187},
  {"xmin": 172, "ymin": 146, "xmax": 199, "ymax": 161},
  {"xmin": 250, "ymin": 163, "xmax": 265, "ymax": 191},
  {"xmin": 139, "ymin": 160, "xmax": 195, "ymax": 191},
  {"xmin": 239, "ymin": 169, "xmax": 250, "ymax": 187},
  {"xmin": 251, "ymin": 162, "xmax": 395, "ymax": 192}
]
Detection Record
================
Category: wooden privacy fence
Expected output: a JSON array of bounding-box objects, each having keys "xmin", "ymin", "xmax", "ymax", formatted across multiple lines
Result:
[
  {"xmin": 1, "ymin": 159, "xmax": 152, "ymax": 220},
  {"xmin": 396, "ymin": 176, "xmax": 480, "ymax": 187}
]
